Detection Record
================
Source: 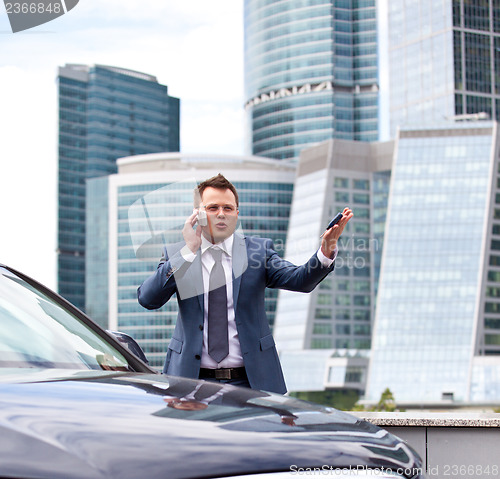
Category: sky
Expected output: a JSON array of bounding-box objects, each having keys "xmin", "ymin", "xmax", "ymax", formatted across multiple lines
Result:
[{"xmin": 0, "ymin": 0, "xmax": 245, "ymax": 289}]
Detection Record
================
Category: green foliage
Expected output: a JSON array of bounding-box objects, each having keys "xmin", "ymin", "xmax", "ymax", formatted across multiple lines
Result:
[
  {"xmin": 290, "ymin": 388, "xmax": 404, "ymax": 412},
  {"xmin": 352, "ymin": 387, "xmax": 402, "ymax": 412},
  {"xmin": 290, "ymin": 389, "xmax": 359, "ymax": 410},
  {"xmin": 373, "ymin": 387, "xmax": 397, "ymax": 411}
]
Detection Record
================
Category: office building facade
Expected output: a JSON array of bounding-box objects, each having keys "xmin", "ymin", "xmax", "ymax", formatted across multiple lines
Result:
[
  {"xmin": 385, "ymin": 0, "xmax": 500, "ymax": 137},
  {"xmin": 273, "ymin": 138, "xmax": 393, "ymax": 392},
  {"xmin": 244, "ymin": 0, "xmax": 379, "ymax": 161},
  {"xmin": 86, "ymin": 153, "xmax": 295, "ymax": 369},
  {"xmin": 366, "ymin": 121, "xmax": 500, "ymax": 404},
  {"xmin": 57, "ymin": 64, "xmax": 179, "ymax": 310}
]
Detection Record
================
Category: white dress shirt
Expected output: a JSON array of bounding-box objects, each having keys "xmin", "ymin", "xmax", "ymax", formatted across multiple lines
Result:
[{"xmin": 181, "ymin": 234, "xmax": 337, "ymax": 369}]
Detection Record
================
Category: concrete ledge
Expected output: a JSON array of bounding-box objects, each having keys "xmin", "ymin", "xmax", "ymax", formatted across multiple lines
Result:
[
  {"xmin": 351, "ymin": 411, "xmax": 500, "ymax": 427},
  {"xmin": 350, "ymin": 412, "xmax": 500, "ymax": 478}
]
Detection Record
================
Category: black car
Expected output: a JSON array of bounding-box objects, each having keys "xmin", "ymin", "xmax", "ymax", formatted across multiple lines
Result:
[{"xmin": 0, "ymin": 264, "xmax": 424, "ymax": 479}]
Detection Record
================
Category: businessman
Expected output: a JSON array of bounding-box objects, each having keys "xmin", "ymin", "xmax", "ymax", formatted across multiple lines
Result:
[{"xmin": 138, "ymin": 174, "xmax": 352, "ymax": 394}]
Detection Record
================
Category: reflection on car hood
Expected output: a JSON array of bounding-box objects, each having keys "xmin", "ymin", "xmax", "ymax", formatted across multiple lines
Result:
[{"xmin": 0, "ymin": 370, "xmax": 422, "ymax": 479}]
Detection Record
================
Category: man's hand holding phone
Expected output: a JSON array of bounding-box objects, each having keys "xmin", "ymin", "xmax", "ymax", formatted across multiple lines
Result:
[
  {"xmin": 325, "ymin": 212, "xmax": 343, "ymax": 231},
  {"xmin": 320, "ymin": 207, "xmax": 353, "ymax": 258},
  {"xmin": 183, "ymin": 208, "xmax": 205, "ymax": 253}
]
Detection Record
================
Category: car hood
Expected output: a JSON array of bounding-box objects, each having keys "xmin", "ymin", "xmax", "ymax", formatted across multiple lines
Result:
[{"xmin": 0, "ymin": 370, "xmax": 421, "ymax": 479}]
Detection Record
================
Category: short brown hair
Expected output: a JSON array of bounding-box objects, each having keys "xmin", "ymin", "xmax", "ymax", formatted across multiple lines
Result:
[{"xmin": 196, "ymin": 173, "xmax": 239, "ymax": 207}]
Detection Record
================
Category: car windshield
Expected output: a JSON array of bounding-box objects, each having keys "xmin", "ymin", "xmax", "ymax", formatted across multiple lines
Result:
[{"xmin": 0, "ymin": 267, "xmax": 129, "ymax": 372}]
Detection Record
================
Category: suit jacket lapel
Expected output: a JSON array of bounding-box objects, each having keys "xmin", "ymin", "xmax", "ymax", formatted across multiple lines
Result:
[{"xmin": 232, "ymin": 234, "xmax": 248, "ymax": 312}]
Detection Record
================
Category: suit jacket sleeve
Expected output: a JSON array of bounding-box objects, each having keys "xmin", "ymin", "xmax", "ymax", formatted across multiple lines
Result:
[
  {"xmin": 137, "ymin": 245, "xmax": 191, "ymax": 310},
  {"xmin": 263, "ymin": 239, "xmax": 334, "ymax": 292}
]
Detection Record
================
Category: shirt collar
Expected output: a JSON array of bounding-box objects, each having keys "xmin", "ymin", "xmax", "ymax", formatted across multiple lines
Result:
[{"xmin": 201, "ymin": 234, "xmax": 233, "ymax": 257}]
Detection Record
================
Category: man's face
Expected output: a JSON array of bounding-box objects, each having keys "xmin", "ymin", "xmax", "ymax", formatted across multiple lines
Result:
[{"xmin": 199, "ymin": 187, "xmax": 239, "ymax": 244}]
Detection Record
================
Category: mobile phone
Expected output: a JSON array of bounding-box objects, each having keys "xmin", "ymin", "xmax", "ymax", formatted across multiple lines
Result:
[
  {"xmin": 197, "ymin": 208, "xmax": 208, "ymax": 226},
  {"xmin": 326, "ymin": 212, "xmax": 343, "ymax": 230}
]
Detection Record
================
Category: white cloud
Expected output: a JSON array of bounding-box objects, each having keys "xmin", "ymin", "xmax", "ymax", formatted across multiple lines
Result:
[{"xmin": 182, "ymin": 102, "xmax": 245, "ymax": 154}]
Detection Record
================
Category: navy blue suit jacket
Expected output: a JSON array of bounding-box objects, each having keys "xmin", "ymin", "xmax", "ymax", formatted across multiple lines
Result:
[{"xmin": 137, "ymin": 234, "xmax": 334, "ymax": 394}]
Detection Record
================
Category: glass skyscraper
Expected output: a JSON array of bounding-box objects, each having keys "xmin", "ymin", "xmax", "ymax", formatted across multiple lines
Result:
[
  {"xmin": 273, "ymin": 138, "xmax": 393, "ymax": 392},
  {"xmin": 57, "ymin": 64, "xmax": 180, "ymax": 310},
  {"xmin": 366, "ymin": 121, "xmax": 500, "ymax": 404},
  {"xmin": 244, "ymin": 0, "xmax": 379, "ymax": 161},
  {"xmin": 385, "ymin": 0, "xmax": 500, "ymax": 137},
  {"xmin": 86, "ymin": 153, "xmax": 295, "ymax": 369}
]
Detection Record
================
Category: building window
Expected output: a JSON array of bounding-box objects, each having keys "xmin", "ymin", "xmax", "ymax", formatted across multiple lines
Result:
[
  {"xmin": 335, "ymin": 280, "xmax": 350, "ymax": 291},
  {"xmin": 336, "ymin": 191, "xmax": 350, "ymax": 202},
  {"xmin": 353, "ymin": 223, "xmax": 370, "ymax": 234},
  {"xmin": 355, "ymin": 207, "xmax": 370, "ymax": 219},
  {"xmin": 485, "ymin": 302, "xmax": 500, "ymax": 313},
  {"xmin": 345, "ymin": 367, "xmax": 364, "ymax": 383},
  {"xmin": 335, "ymin": 295, "xmax": 351, "ymax": 306},
  {"xmin": 315, "ymin": 308, "xmax": 332, "ymax": 319},
  {"xmin": 336, "ymin": 309, "xmax": 351, "ymax": 320},
  {"xmin": 317, "ymin": 293, "xmax": 333, "ymax": 305},
  {"xmin": 336, "ymin": 324, "xmax": 351, "ymax": 335},
  {"xmin": 485, "ymin": 334, "xmax": 500, "ymax": 345},
  {"xmin": 353, "ymin": 179, "xmax": 369, "ymax": 190},
  {"xmin": 353, "ymin": 280, "xmax": 370, "ymax": 292},
  {"xmin": 353, "ymin": 193, "xmax": 369, "ymax": 204},
  {"xmin": 354, "ymin": 295, "xmax": 370, "ymax": 306},
  {"xmin": 488, "ymin": 271, "xmax": 500, "ymax": 282},
  {"xmin": 311, "ymin": 338, "xmax": 332, "ymax": 349},
  {"xmin": 336, "ymin": 338, "xmax": 350, "ymax": 348},
  {"xmin": 354, "ymin": 324, "xmax": 370, "ymax": 335},
  {"xmin": 353, "ymin": 339, "xmax": 371, "ymax": 349},
  {"xmin": 486, "ymin": 286, "xmax": 500, "ymax": 298},
  {"xmin": 334, "ymin": 177, "xmax": 349, "ymax": 188},
  {"xmin": 354, "ymin": 310, "xmax": 370, "ymax": 321},
  {"xmin": 313, "ymin": 323, "xmax": 333, "ymax": 335},
  {"xmin": 485, "ymin": 318, "xmax": 500, "ymax": 330}
]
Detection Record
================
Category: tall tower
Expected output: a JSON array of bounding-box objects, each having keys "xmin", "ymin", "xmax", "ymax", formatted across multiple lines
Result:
[
  {"xmin": 366, "ymin": 121, "xmax": 500, "ymax": 405},
  {"xmin": 385, "ymin": 0, "xmax": 500, "ymax": 136},
  {"xmin": 244, "ymin": 0, "xmax": 379, "ymax": 161},
  {"xmin": 364, "ymin": 0, "xmax": 500, "ymax": 406},
  {"xmin": 273, "ymin": 138, "xmax": 393, "ymax": 392},
  {"xmin": 57, "ymin": 64, "xmax": 180, "ymax": 310}
]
